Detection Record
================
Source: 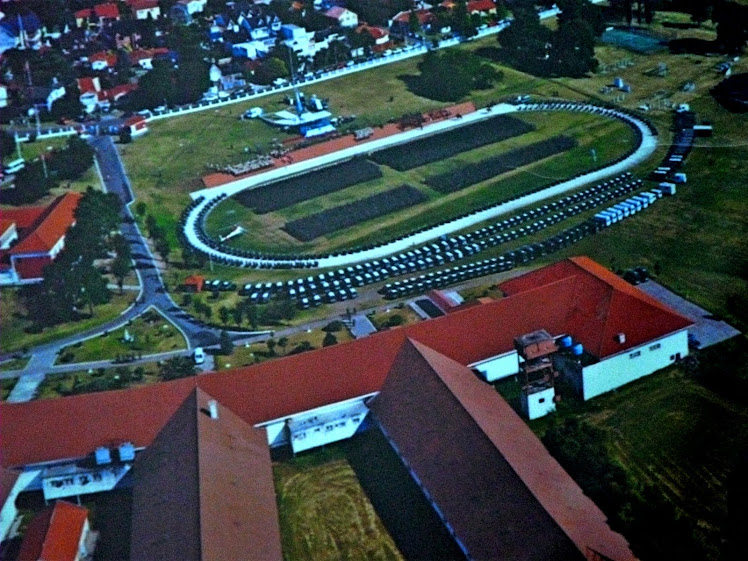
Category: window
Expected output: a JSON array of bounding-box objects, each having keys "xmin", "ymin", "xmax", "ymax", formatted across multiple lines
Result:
[
  {"xmin": 629, "ymin": 351, "xmax": 641, "ymax": 359},
  {"xmin": 538, "ymin": 398, "xmax": 546, "ymax": 404},
  {"xmin": 649, "ymin": 343, "xmax": 661, "ymax": 351}
]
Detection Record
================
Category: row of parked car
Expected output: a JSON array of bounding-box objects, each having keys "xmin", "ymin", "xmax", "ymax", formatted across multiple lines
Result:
[{"xmin": 228, "ymin": 172, "xmax": 648, "ymax": 307}]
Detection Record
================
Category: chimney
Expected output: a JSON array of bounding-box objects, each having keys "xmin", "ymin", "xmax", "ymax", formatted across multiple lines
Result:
[
  {"xmin": 208, "ymin": 400, "xmax": 219, "ymax": 420},
  {"xmin": 616, "ymin": 333, "xmax": 626, "ymax": 344}
]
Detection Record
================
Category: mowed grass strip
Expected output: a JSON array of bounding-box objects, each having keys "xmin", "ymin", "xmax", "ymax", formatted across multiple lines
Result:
[
  {"xmin": 235, "ymin": 158, "xmax": 382, "ymax": 214},
  {"xmin": 283, "ymin": 185, "xmax": 427, "ymax": 242},
  {"xmin": 369, "ymin": 115, "xmax": 535, "ymax": 171},
  {"xmin": 425, "ymin": 135, "xmax": 578, "ymax": 193},
  {"xmin": 274, "ymin": 453, "xmax": 403, "ymax": 561}
]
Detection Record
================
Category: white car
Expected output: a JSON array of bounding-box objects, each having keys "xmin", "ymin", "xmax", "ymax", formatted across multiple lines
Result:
[
  {"xmin": 241, "ymin": 107, "xmax": 263, "ymax": 119},
  {"xmin": 193, "ymin": 347, "xmax": 205, "ymax": 365}
]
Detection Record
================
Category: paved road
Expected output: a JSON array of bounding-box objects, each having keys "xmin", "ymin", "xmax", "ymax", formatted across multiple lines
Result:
[{"xmin": 2, "ymin": 137, "xmax": 227, "ymax": 401}]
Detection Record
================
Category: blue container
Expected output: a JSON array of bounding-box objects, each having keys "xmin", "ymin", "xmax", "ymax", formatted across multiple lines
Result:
[
  {"xmin": 559, "ymin": 335, "xmax": 573, "ymax": 348},
  {"xmin": 571, "ymin": 343, "xmax": 584, "ymax": 356}
]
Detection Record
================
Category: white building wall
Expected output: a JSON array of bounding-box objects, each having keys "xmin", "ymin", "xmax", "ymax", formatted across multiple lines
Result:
[
  {"xmin": 471, "ymin": 350, "xmax": 519, "ymax": 382},
  {"xmin": 521, "ymin": 386, "xmax": 556, "ymax": 420},
  {"xmin": 582, "ymin": 330, "xmax": 689, "ymax": 400}
]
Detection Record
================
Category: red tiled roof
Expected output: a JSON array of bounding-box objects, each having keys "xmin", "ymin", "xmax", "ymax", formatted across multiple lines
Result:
[
  {"xmin": 128, "ymin": 0, "xmax": 160, "ymax": 10},
  {"xmin": 104, "ymin": 82, "xmax": 137, "ymax": 101},
  {"xmin": 467, "ymin": 0, "xmax": 496, "ymax": 13},
  {"xmin": 130, "ymin": 47, "xmax": 169, "ymax": 63},
  {"xmin": 499, "ymin": 256, "xmax": 693, "ymax": 358},
  {"xmin": 0, "ymin": 258, "xmax": 692, "ymax": 468},
  {"xmin": 356, "ymin": 24, "xmax": 389, "ymax": 40},
  {"xmin": 0, "ymin": 206, "xmax": 47, "ymax": 232},
  {"xmin": 17, "ymin": 501, "xmax": 88, "ymax": 561},
  {"xmin": 12, "ymin": 255, "xmax": 52, "ymax": 280},
  {"xmin": 89, "ymin": 51, "xmax": 118, "ymax": 67},
  {"xmin": 9, "ymin": 192, "xmax": 82, "ymax": 256},
  {"xmin": 74, "ymin": 9, "xmax": 92, "ymax": 19},
  {"xmin": 392, "ymin": 9, "xmax": 436, "ymax": 26},
  {"xmin": 94, "ymin": 3, "xmax": 120, "ymax": 19},
  {"xmin": 123, "ymin": 115, "xmax": 147, "ymax": 127},
  {"xmin": 405, "ymin": 339, "xmax": 636, "ymax": 561},
  {"xmin": 76, "ymin": 76, "xmax": 101, "ymax": 94}
]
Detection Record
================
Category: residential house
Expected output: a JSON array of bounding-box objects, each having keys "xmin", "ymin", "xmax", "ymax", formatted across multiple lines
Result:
[
  {"xmin": 88, "ymin": 51, "xmax": 118, "ymax": 71},
  {"xmin": 74, "ymin": 3, "xmax": 121, "ymax": 28},
  {"xmin": 127, "ymin": 0, "xmax": 162, "ymax": 20},
  {"xmin": 16, "ymin": 501, "xmax": 93, "ymax": 561},
  {"xmin": 0, "ymin": 192, "xmax": 82, "ymax": 284},
  {"xmin": 324, "ymin": 7, "xmax": 359, "ymax": 28},
  {"xmin": 389, "ymin": 8, "xmax": 437, "ymax": 35}
]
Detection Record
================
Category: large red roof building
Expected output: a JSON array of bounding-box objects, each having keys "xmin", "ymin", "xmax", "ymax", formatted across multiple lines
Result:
[
  {"xmin": 0, "ymin": 192, "xmax": 82, "ymax": 284},
  {"xmin": 0, "ymin": 257, "xmax": 693, "ymax": 559}
]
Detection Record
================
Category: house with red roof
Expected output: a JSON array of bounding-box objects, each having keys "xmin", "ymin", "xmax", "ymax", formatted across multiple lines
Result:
[
  {"xmin": 325, "ymin": 7, "xmax": 359, "ymax": 28},
  {"xmin": 122, "ymin": 114, "xmax": 149, "ymax": 137},
  {"xmin": 355, "ymin": 24, "xmax": 391, "ymax": 51},
  {"xmin": 0, "ymin": 192, "xmax": 82, "ymax": 284},
  {"xmin": 389, "ymin": 8, "xmax": 437, "ymax": 35},
  {"xmin": 74, "ymin": 3, "xmax": 121, "ymax": 28},
  {"xmin": 127, "ymin": 0, "xmax": 161, "ymax": 20},
  {"xmin": 88, "ymin": 51, "xmax": 118, "ymax": 72},
  {"xmin": 17, "ymin": 501, "xmax": 93, "ymax": 561}
]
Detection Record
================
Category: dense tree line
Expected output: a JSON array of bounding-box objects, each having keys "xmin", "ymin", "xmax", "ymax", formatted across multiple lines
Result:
[
  {"xmin": 411, "ymin": 49, "xmax": 502, "ymax": 101},
  {"xmin": 498, "ymin": 0, "xmax": 600, "ymax": 77},
  {"xmin": 24, "ymin": 188, "xmax": 122, "ymax": 326}
]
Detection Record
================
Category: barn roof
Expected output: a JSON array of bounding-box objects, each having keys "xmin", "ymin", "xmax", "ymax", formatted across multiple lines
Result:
[
  {"xmin": 370, "ymin": 339, "xmax": 636, "ymax": 561},
  {"xmin": 130, "ymin": 388, "xmax": 282, "ymax": 561}
]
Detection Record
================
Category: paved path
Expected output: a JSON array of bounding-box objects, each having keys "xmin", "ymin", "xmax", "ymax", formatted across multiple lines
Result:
[
  {"xmin": 182, "ymin": 102, "xmax": 659, "ymax": 269},
  {"xmin": 3, "ymin": 137, "xmax": 229, "ymax": 401},
  {"xmin": 638, "ymin": 281, "xmax": 741, "ymax": 348}
]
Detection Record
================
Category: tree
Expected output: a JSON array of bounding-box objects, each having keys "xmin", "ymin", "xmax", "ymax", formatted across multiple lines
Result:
[
  {"xmin": 550, "ymin": 19, "xmax": 598, "ymax": 77},
  {"xmin": 278, "ymin": 336, "xmax": 289, "ymax": 354},
  {"xmin": 452, "ymin": 0, "xmax": 476, "ymax": 38},
  {"xmin": 714, "ymin": 1, "xmax": 748, "ymax": 54},
  {"xmin": 155, "ymin": 236, "xmax": 171, "ymax": 264},
  {"xmin": 414, "ymin": 50, "xmax": 502, "ymax": 102},
  {"xmin": 498, "ymin": 2, "xmax": 551, "ymax": 75},
  {"xmin": 112, "ymin": 234, "xmax": 132, "ymax": 261},
  {"xmin": 219, "ymin": 330, "xmax": 234, "ymax": 355},
  {"xmin": 232, "ymin": 305, "xmax": 244, "ymax": 326},
  {"xmin": 111, "ymin": 255, "xmax": 131, "ymax": 294},
  {"xmin": 252, "ymin": 57, "xmax": 289, "ymax": 85},
  {"xmin": 51, "ymin": 136, "xmax": 95, "ymax": 181},
  {"xmin": 322, "ymin": 332, "xmax": 338, "ymax": 346},
  {"xmin": 159, "ymin": 356, "xmax": 197, "ymax": 381},
  {"xmin": 246, "ymin": 303, "xmax": 259, "ymax": 329},
  {"xmin": 266, "ymin": 338, "xmax": 277, "ymax": 356},
  {"xmin": 218, "ymin": 305, "xmax": 230, "ymax": 326}
]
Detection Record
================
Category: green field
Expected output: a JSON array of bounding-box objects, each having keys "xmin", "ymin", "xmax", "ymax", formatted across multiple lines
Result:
[
  {"xmin": 55, "ymin": 308, "xmax": 186, "ymax": 364},
  {"xmin": 274, "ymin": 447, "xmax": 403, "ymax": 561},
  {"xmin": 203, "ymin": 110, "xmax": 636, "ymax": 255},
  {"xmin": 0, "ymin": 289, "xmax": 135, "ymax": 355},
  {"xmin": 505, "ymin": 354, "xmax": 748, "ymax": 561}
]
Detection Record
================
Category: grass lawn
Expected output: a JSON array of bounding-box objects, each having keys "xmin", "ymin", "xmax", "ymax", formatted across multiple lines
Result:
[
  {"xmin": 214, "ymin": 325, "xmax": 354, "ymax": 370},
  {"xmin": 0, "ymin": 356, "xmax": 30, "ymax": 372},
  {"xmin": 35, "ymin": 363, "xmax": 162, "ymax": 400},
  {"xmin": 521, "ymin": 360, "xmax": 748, "ymax": 560},
  {"xmin": 55, "ymin": 308, "xmax": 186, "ymax": 364},
  {"xmin": 1, "ymin": 378, "xmax": 17, "ymax": 401},
  {"xmin": 273, "ymin": 446, "xmax": 403, "ymax": 561},
  {"xmin": 367, "ymin": 305, "xmax": 422, "ymax": 331},
  {"xmin": 0, "ymin": 289, "xmax": 135, "ymax": 355},
  {"xmin": 204, "ymin": 110, "xmax": 635, "ymax": 255}
]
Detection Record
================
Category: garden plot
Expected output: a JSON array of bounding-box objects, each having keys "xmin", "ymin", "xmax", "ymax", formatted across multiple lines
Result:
[
  {"xmin": 235, "ymin": 158, "xmax": 383, "ymax": 213},
  {"xmin": 283, "ymin": 185, "xmax": 427, "ymax": 242},
  {"xmin": 425, "ymin": 136, "xmax": 578, "ymax": 194},
  {"xmin": 370, "ymin": 115, "xmax": 535, "ymax": 171}
]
